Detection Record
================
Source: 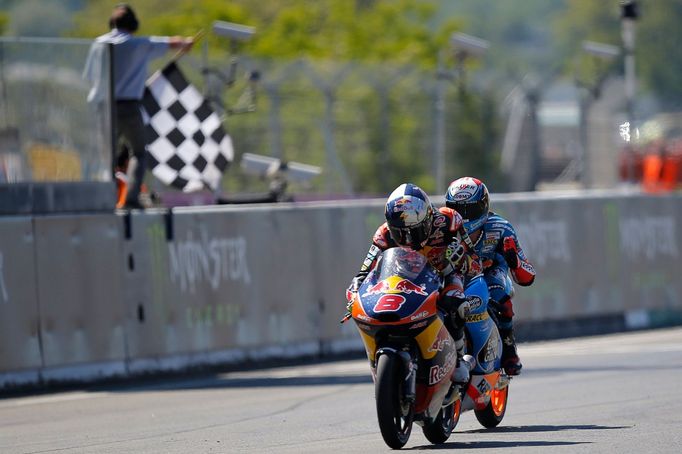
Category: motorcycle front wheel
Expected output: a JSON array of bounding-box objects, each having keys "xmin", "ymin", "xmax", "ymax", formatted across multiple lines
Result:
[
  {"xmin": 376, "ymin": 353, "xmax": 414, "ymax": 449},
  {"xmin": 422, "ymin": 397, "xmax": 461, "ymax": 444},
  {"xmin": 474, "ymin": 384, "xmax": 508, "ymax": 428}
]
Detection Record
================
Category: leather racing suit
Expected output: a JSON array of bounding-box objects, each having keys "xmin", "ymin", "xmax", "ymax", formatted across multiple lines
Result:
[
  {"xmin": 349, "ymin": 206, "xmax": 474, "ymax": 380},
  {"xmin": 466, "ymin": 211, "xmax": 535, "ymax": 374}
]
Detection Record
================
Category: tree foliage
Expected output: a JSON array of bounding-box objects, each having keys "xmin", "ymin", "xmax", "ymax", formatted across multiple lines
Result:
[
  {"xmin": 71, "ymin": 0, "xmax": 461, "ymax": 68},
  {"xmin": 69, "ymin": 0, "xmax": 498, "ymax": 196}
]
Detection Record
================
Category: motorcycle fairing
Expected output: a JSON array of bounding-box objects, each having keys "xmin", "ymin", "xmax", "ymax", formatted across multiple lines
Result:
[
  {"xmin": 464, "ymin": 275, "xmax": 502, "ymax": 374},
  {"xmin": 463, "ymin": 371, "xmax": 502, "ymax": 411}
]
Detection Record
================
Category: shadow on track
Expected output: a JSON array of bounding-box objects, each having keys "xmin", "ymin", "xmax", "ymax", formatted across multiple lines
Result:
[
  {"xmin": 97, "ymin": 372, "xmax": 372, "ymax": 393},
  {"xmin": 409, "ymin": 424, "xmax": 631, "ymax": 450},
  {"xmin": 412, "ymin": 440, "xmax": 590, "ymax": 449},
  {"xmin": 460, "ymin": 424, "xmax": 632, "ymax": 433}
]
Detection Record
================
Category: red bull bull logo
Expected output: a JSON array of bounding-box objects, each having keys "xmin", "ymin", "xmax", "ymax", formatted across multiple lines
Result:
[{"xmin": 362, "ymin": 275, "xmax": 428, "ymax": 297}]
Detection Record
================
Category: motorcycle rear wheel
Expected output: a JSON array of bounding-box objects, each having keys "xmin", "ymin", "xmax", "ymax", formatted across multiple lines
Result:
[
  {"xmin": 376, "ymin": 353, "xmax": 414, "ymax": 449},
  {"xmin": 474, "ymin": 384, "xmax": 508, "ymax": 428},
  {"xmin": 422, "ymin": 397, "xmax": 461, "ymax": 444}
]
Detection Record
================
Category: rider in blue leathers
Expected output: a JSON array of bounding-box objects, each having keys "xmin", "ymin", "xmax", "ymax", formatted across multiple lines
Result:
[{"xmin": 445, "ymin": 177, "xmax": 535, "ymax": 376}]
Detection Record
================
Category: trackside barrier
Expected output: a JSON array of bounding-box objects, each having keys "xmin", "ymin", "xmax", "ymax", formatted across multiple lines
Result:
[{"xmin": 1, "ymin": 192, "xmax": 681, "ymax": 390}]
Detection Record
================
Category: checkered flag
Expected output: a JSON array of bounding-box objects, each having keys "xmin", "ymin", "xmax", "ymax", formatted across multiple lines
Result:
[{"xmin": 141, "ymin": 61, "xmax": 233, "ymax": 192}]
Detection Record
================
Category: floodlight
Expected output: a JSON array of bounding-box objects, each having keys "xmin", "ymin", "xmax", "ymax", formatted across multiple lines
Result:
[
  {"xmin": 212, "ymin": 21, "xmax": 255, "ymax": 41},
  {"xmin": 241, "ymin": 153, "xmax": 321, "ymax": 183},
  {"xmin": 582, "ymin": 41, "xmax": 620, "ymax": 60},
  {"xmin": 450, "ymin": 32, "xmax": 490, "ymax": 57}
]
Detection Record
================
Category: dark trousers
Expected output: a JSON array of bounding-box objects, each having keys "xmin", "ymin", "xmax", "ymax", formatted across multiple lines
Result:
[{"xmin": 115, "ymin": 100, "xmax": 147, "ymax": 205}]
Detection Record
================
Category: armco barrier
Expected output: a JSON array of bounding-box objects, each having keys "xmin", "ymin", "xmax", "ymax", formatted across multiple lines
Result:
[{"xmin": 1, "ymin": 192, "xmax": 681, "ymax": 389}]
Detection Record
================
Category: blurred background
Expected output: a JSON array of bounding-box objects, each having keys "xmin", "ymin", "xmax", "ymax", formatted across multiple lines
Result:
[{"xmin": 1, "ymin": 0, "xmax": 681, "ymax": 203}]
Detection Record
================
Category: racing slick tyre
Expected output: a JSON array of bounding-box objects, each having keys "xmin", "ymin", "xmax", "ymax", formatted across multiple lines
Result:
[
  {"xmin": 422, "ymin": 398, "xmax": 461, "ymax": 444},
  {"xmin": 376, "ymin": 353, "xmax": 414, "ymax": 449},
  {"xmin": 474, "ymin": 384, "xmax": 508, "ymax": 428}
]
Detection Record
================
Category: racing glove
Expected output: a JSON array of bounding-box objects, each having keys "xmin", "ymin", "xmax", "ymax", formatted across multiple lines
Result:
[
  {"xmin": 346, "ymin": 275, "xmax": 364, "ymax": 302},
  {"xmin": 446, "ymin": 239, "xmax": 466, "ymax": 269},
  {"xmin": 502, "ymin": 237, "xmax": 519, "ymax": 270}
]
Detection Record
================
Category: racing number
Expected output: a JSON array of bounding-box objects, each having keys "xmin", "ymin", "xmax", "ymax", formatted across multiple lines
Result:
[{"xmin": 373, "ymin": 294, "xmax": 406, "ymax": 312}]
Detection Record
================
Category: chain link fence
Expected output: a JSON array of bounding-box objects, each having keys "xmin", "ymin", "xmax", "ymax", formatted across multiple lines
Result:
[
  {"xmin": 3, "ymin": 38, "xmax": 669, "ymax": 203},
  {"xmin": 0, "ymin": 37, "xmax": 111, "ymax": 186}
]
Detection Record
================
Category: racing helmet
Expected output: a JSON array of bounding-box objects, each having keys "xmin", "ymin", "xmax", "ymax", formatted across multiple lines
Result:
[
  {"xmin": 445, "ymin": 177, "xmax": 489, "ymax": 234},
  {"xmin": 384, "ymin": 183, "xmax": 434, "ymax": 249}
]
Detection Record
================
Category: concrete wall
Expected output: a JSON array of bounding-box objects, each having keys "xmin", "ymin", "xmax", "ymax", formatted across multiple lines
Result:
[{"xmin": 1, "ymin": 192, "xmax": 681, "ymax": 389}]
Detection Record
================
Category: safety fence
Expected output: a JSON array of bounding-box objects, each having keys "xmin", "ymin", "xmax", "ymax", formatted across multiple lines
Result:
[
  {"xmin": 1, "ymin": 191, "xmax": 682, "ymax": 390},
  {"xmin": 1, "ymin": 38, "xmax": 635, "ymax": 207},
  {"xmin": 0, "ymin": 37, "xmax": 111, "ymax": 185}
]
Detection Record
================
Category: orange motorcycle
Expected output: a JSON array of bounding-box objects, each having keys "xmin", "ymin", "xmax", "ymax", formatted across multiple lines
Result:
[{"xmin": 343, "ymin": 247, "xmax": 510, "ymax": 449}]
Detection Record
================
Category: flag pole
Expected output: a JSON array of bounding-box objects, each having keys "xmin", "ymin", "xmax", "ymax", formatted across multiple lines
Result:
[{"xmin": 170, "ymin": 29, "xmax": 205, "ymax": 62}]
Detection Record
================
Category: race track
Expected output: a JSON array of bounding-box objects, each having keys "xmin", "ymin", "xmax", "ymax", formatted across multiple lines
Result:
[{"xmin": 2, "ymin": 327, "xmax": 682, "ymax": 453}]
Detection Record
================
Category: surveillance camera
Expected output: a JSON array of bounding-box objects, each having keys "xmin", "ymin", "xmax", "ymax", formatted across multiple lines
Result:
[
  {"xmin": 450, "ymin": 32, "xmax": 490, "ymax": 57},
  {"xmin": 241, "ymin": 153, "xmax": 321, "ymax": 183},
  {"xmin": 582, "ymin": 41, "xmax": 620, "ymax": 60},
  {"xmin": 212, "ymin": 20, "xmax": 255, "ymax": 41}
]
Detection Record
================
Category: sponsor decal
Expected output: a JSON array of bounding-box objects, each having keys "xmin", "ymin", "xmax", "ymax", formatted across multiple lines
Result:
[
  {"xmin": 429, "ymin": 351, "xmax": 457, "ymax": 385},
  {"xmin": 476, "ymin": 377, "xmax": 491, "ymax": 395},
  {"xmin": 356, "ymin": 313, "xmax": 372, "ymax": 322},
  {"xmin": 362, "ymin": 276, "xmax": 428, "ymax": 297},
  {"xmin": 520, "ymin": 261, "xmax": 535, "ymax": 273},
  {"xmin": 467, "ymin": 295, "xmax": 483, "ymax": 311},
  {"xmin": 483, "ymin": 329, "xmax": 501, "ymax": 363},
  {"xmin": 465, "ymin": 312, "xmax": 489, "ymax": 323},
  {"xmin": 433, "ymin": 215, "xmax": 446, "ymax": 227},
  {"xmin": 428, "ymin": 328, "xmax": 452, "ymax": 353},
  {"xmin": 411, "ymin": 310, "xmax": 430, "ymax": 321},
  {"xmin": 485, "ymin": 232, "xmax": 501, "ymax": 240},
  {"xmin": 167, "ymin": 231, "xmax": 251, "ymax": 294},
  {"xmin": 484, "ymin": 239, "xmax": 497, "ymax": 246},
  {"xmin": 410, "ymin": 319, "xmax": 429, "ymax": 330}
]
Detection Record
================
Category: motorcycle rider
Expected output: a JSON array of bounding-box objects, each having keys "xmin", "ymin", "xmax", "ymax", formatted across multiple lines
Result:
[
  {"xmin": 347, "ymin": 183, "xmax": 476, "ymax": 384},
  {"xmin": 445, "ymin": 177, "xmax": 535, "ymax": 376}
]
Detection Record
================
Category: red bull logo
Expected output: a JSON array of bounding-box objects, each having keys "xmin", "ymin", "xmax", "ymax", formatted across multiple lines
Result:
[{"xmin": 362, "ymin": 276, "xmax": 428, "ymax": 297}]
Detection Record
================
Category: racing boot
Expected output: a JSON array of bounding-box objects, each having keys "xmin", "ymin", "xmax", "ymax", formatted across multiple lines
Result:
[
  {"xmin": 499, "ymin": 327, "xmax": 522, "ymax": 376},
  {"xmin": 451, "ymin": 335, "xmax": 471, "ymax": 385}
]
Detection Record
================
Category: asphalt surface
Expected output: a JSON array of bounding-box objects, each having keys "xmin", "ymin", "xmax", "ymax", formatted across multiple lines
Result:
[{"xmin": 1, "ymin": 327, "xmax": 682, "ymax": 453}]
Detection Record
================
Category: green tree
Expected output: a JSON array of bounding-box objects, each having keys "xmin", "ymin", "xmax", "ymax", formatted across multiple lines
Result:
[
  {"xmin": 71, "ymin": 0, "xmax": 501, "ymax": 196},
  {"xmin": 0, "ymin": 12, "xmax": 8, "ymax": 35}
]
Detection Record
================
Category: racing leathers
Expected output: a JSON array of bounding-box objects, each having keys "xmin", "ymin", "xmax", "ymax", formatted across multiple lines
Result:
[
  {"xmin": 465, "ymin": 211, "xmax": 535, "ymax": 375},
  {"xmin": 347, "ymin": 206, "xmax": 474, "ymax": 383}
]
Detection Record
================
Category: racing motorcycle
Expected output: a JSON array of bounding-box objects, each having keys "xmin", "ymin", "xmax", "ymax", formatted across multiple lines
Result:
[
  {"xmin": 457, "ymin": 264, "xmax": 511, "ymax": 429},
  {"xmin": 342, "ymin": 247, "xmax": 510, "ymax": 449}
]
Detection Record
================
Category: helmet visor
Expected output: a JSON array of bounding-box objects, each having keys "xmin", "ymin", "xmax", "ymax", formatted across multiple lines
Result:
[
  {"xmin": 450, "ymin": 200, "xmax": 486, "ymax": 222},
  {"xmin": 388, "ymin": 222, "xmax": 430, "ymax": 248}
]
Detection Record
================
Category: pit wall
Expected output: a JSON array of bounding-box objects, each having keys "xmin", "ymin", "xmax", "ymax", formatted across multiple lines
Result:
[{"xmin": 1, "ymin": 192, "xmax": 681, "ymax": 389}]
